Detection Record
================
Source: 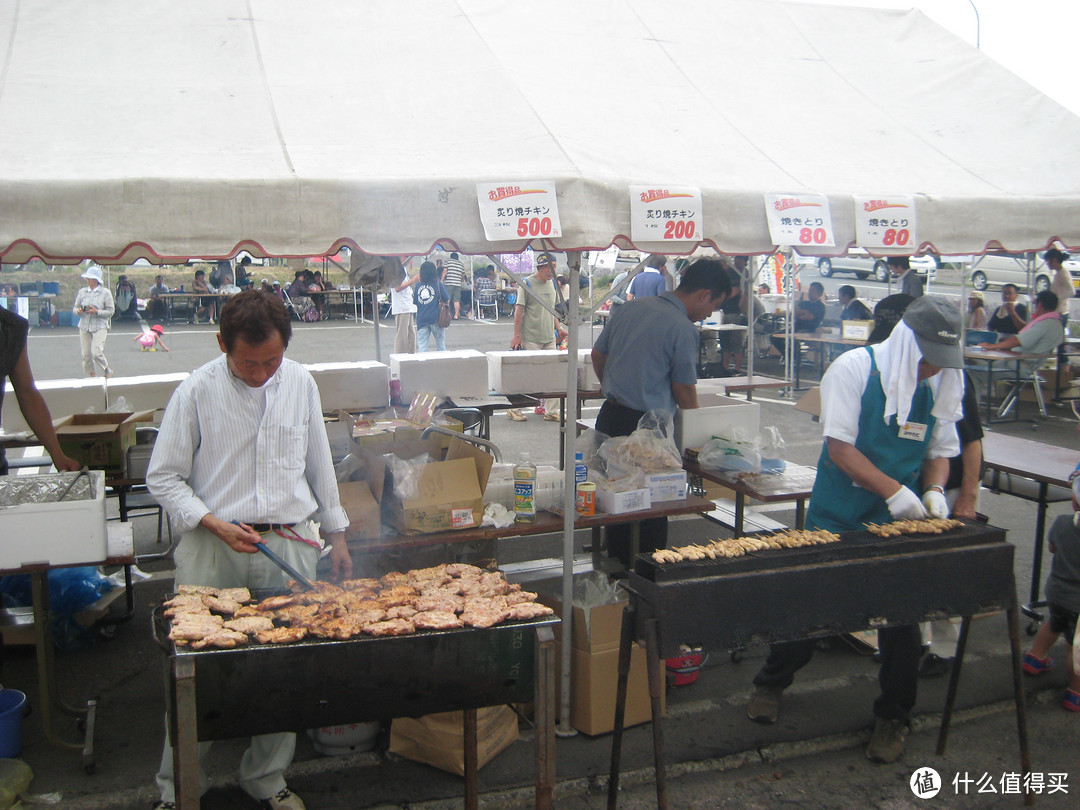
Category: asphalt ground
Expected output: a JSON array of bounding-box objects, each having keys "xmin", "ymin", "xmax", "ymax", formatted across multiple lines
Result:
[{"xmin": 4, "ymin": 314, "xmax": 1080, "ymax": 808}]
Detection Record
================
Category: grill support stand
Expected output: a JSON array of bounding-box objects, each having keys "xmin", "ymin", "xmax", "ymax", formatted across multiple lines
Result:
[
  {"xmin": 606, "ymin": 540, "xmax": 1033, "ymax": 809},
  {"xmin": 166, "ymin": 623, "xmax": 558, "ymax": 810}
]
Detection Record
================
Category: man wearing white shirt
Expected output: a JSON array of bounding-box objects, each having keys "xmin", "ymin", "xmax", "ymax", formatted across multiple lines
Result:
[{"xmin": 147, "ymin": 290, "xmax": 352, "ymax": 810}]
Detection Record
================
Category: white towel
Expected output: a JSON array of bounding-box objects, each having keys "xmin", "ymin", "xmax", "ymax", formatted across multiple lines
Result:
[{"xmin": 874, "ymin": 321, "xmax": 964, "ymax": 427}]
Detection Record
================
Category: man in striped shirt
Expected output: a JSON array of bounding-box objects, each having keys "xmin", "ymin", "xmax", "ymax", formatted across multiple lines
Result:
[
  {"xmin": 147, "ymin": 290, "xmax": 352, "ymax": 810},
  {"xmin": 442, "ymin": 251, "xmax": 467, "ymax": 320}
]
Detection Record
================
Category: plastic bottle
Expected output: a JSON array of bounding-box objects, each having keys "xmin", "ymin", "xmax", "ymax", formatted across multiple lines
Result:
[
  {"xmin": 514, "ymin": 452, "xmax": 537, "ymax": 523},
  {"xmin": 575, "ymin": 452, "xmax": 587, "ymax": 486}
]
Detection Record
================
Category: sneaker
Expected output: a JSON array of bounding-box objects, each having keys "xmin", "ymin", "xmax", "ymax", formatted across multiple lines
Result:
[
  {"xmin": 1064, "ymin": 689, "xmax": 1080, "ymax": 712},
  {"xmin": 543, "ymin": 408, "xmax": 561, "ymax": 421},
  {"xmin": 747, "ymin": 684, "xmax": 784, "ymax": 724},
  {"xmin": 260, "ymin": 787, "xmax": 306, "ymax": 810},
  {"xmin": 918, "ymin": 653, "xmax": 952, "ymax": 679},
  {"xmin": 1021, "ymin": 652, "xmax": 1054, "ymax": 675},
  {"xmin": 152, "ymin": 803, "xmax": 177, "ymax": 810},
  {"xmin": 506, "ymin": 408, "xmax": 526, "ymax": 422},
  {"xmin": 866, "ymin": 717, "xmax": 908, "ymax": 764}
]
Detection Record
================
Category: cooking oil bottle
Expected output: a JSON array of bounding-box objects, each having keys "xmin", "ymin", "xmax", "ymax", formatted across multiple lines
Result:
[{"xmin": 514, "ymin": 452, "xmax": 537, "ymax": 523}]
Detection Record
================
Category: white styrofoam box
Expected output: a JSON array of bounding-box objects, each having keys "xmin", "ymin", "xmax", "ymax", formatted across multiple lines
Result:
[
  {"xmin": 487, "ymin": 350, "xmax": 568, "ymax": 394},
  {"xmin": 674, "ymin": 393, "xmax": 760, "ymax": 453},
  {"xmin": 2, "ymin": 377, "xmax": 106, "ymax": 434},
  {"xmin": 577, "ymin": 349, "xmax": 600, "ymax": 391},
  {"xmin": 390, "ymin": 350, "xmax": 488, "ymax": 400},
  {"xmin": 105, "ymin": 372, "xmax": 188, "ymax": 416},
  {"xmin": 645, "ymin": 471, "xmax": 688, "ymax": 502},
  {"xmin": 0, "ymin": 470, "xmax": 108, "ymax": 568},
  {"xmin": 305, "ymin": 361, "xmax": 390, "ymax": 411},
  {"xmin": 596, "ymin": 486, "xmax": 652, "ymax": 515}
]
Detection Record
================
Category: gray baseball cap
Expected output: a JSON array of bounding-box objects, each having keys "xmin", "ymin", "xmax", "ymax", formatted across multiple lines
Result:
[{"xmin": 901, "ymin": 295, "xmax": 963, "ymax": 368}]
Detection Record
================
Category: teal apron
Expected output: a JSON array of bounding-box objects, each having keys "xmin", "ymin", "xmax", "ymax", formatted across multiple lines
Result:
[{"xmin": 807, "ymin": 347, "xmax": 936, "ymax": 532}]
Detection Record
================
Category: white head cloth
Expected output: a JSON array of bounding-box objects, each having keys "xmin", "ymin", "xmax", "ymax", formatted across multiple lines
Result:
[{"xmin": 872, "ymin": 321, "xmax": 964, "ymax": 427}]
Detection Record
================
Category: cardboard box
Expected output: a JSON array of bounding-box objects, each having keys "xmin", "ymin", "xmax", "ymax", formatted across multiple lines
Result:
[
  {"xmin": 306, "ymin": 361, "xmax": 390, "ymax": 411},
  {"xmin": 794, "ymin": 386, "xmax": 821, "ymax": 418},
  {"xmin": 389, "ymin": 349, "xmax": 488, "ymax": 400},
  {"xmin": 389, "ymin": 705, "xmax": 519, "ymax": 776},
  {"xmin": 570, "ymin": 644, "xmax": 658, "ymax": 736},
  {"xmin": 487, "ymin": 350, "xmax": 569, "ymax": 394},
  {"xmin": 537, "ymin": 593, "xmax": 626, "ymax": 653},
  {"xmin": 0, "ymin": 470, "xmax": 108, "ymax": 569},
  {"xmin": 577, "ymin": 349, "xmax": 600, "ymax": 390},
  {"xmin": 338, "ymin": 481, "xmax": 382, "ymax": 539},
  {"xmin": 841, "ymin": 320, "xmax": 874, "ymax": 341},
  {"xmin": 397, "ymin": 439, "xmax": 494, "ymax": 534},
  {"xmin": 645, "ymin": 471, "xmax": 688, "ymax": 502},
  {"xmin": 596, "ymin": 487, "xmax": 651, "ymax": 515},
  {"xmin": 674, "ymin": 393, "xmax": 760, "ymax": 453},
  {"xmin": 53, "ymin": 410, "xmax": 155, "ymax": 474}
]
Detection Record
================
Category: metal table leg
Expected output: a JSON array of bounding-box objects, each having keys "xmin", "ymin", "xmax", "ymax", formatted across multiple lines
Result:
[
  {"xmin": 535, "ymin": 625, "xmax": 556, "ymax": 810},
  {"xmin": 1022, "ymin": 482, "xmax": 1050, "ymax": 623},
  {"xmin": 643, "ymin": 619, "xmax": 668, "ymax": 810},
  {"xmin": 463, "ymin": 708, "xmax": 478, "ymax": 810}
]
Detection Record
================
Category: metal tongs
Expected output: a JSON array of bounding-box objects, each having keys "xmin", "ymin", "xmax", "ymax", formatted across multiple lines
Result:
[
  {"xmin": 254, "ymin": 542, "xmax": 316, "ymax": 592},
  {"xmin": 56, "ymin": 467, "xmax": 91, "ymax": 502}
]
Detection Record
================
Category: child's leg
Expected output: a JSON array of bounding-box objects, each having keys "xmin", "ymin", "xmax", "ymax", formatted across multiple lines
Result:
[{"xmin": 1028, "ymin": 621, "xmax": 1059, "ymax": 659}]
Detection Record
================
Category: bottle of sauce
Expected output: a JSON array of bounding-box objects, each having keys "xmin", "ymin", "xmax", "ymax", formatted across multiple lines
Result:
[
  {"xmin": 575, "ymin": 452, "xmax": 587, "ymax": 486},
  {"xmin": 514, "ymin": 452, "xmax": 537, "ymax": 523}
]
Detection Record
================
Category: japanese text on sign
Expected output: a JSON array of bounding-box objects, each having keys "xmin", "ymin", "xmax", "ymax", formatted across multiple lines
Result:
[
  {"xmin": 855, "ymin": 195, "xmax": 917, "ymax": 249},
  {"xmin": 476, "ymin": 182, "xmax": 563, "ymax": 242},
  {"xmin": 763, "ymin": 193, "xmax": 835, "ymax": 247},
  {"xmin": 630, "ymin": 185, "xmax": 703, "ymax": 242}
]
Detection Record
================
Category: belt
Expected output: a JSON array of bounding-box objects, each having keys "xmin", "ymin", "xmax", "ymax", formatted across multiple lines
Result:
[{"xmin": 248, "ymin": 522, "xmax": 295, "ymax": 533}]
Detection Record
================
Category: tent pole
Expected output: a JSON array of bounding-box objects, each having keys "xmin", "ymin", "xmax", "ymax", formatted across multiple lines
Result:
[
  {"xmin": 744, "ymin": 255, "xmax": 754, "ymax": 394},
  {"xmin": 558, "ymin": 250, "xmax": 581, "ymax": 737},
  {"xmin": 372, "ymin": 284, "xmax": 382, "ymax": 363}
]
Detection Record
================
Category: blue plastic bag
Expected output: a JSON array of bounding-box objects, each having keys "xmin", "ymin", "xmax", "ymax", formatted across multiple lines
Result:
[{"xmin": 0, "ymin": 567, "xmax": 114, "ymax": 651}]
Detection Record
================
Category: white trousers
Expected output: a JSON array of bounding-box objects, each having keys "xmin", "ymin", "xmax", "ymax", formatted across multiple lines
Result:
[
  {"xmin": 394, "ymin": 312, "xmax": 417, "ymax": 354},
  {"xmin": 80, "ymin": 328, "xmax": 110, "ymax": 376},
  {"xmin": 155, "ymin": 521, "xmax": 320, "ymax": 802}
]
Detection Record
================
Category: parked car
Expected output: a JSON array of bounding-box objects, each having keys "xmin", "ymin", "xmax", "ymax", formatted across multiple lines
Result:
[
  {"xmin": 794, "ymin": 249, "xmax": 889, "ymax": 281},
  {"xmin": 968, "ymin": 251, "xmax": 1080, "ymax": 294}
]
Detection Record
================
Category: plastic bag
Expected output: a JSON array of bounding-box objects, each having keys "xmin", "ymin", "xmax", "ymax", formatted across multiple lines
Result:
[
  {"xmin": 697, "ymin": 428, "xmax": 762, "ymax": 474},
  {"xmin": 597, "ymin": 410, "xmax": 682, "ymax": 482},
  {"xmin": 0, "ymin": 567, "xmax": 114, "ymax": 651},
  {"xmin": 105, "ymin": 396, "xmax": 132, "ymax": 413},
  {"xmin": 381, "ymin": 452, "xmax": 434, "ymax": 501}
]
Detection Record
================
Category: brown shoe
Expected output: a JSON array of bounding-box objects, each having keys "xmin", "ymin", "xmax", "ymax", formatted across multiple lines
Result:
[
  {"xmin": 747, "ymin": 685, "xmax": 784, "ymax": 724},
  {"xmin": 866, "ymin": 717, "xmax": 908, "ymax": 763}
]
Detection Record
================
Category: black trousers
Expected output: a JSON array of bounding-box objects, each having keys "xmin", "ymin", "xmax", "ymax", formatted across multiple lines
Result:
[
  {"xmin": 595, "ymin": 400, "xmax": 668, "ymax": 569},
  {"xmin": 752, "ymin": 624, "xmax": 922, "ymax": 721}
]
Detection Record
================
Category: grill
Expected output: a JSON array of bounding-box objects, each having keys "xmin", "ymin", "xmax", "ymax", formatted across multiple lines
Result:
[
  {"xmin": 156, "ymin": 593, "xmax": 559, "ymax": 809},
  {"xmin": 606, "ymin": 522, "xmax": 1033, "ymax": 809},
  {"xmin": 626, "ymin": 522, "xmax": 1014, "ymax": 656}
]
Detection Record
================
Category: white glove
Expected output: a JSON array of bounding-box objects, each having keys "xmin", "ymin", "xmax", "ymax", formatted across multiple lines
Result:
[
  {"xmin": 885, "ymin": 486, "xmax": 929, "ymax": 520},
  {"xmin": 921, "ymin": 488, "xmax": 949, "ymax": 519}
]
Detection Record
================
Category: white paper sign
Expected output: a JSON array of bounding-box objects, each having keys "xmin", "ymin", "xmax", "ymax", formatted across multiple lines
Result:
[
  {"xmin": 854, "ymin": 196, "xmax": 917, "ymax": 250},
  {"xmin": 763, "ymin": 193, "xmax": 835, "ymax": 247},
  {"xmin": 476, "ymin": 182, "xmax": 563, "ymax": 242},
  {"xmin": 629, "ymin": 185, "xmax": 703, "ymax": 242}
]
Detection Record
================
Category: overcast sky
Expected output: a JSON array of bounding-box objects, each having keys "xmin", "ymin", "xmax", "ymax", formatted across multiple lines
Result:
[{"xmin": 780, "ymin": 0, "xmax": 1080, "ymax": 116}]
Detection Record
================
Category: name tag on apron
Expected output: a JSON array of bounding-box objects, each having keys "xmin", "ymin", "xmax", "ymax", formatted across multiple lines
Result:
[{"xmin": 898, "ymin": 421, "xmax": 928, "ymax": 441}]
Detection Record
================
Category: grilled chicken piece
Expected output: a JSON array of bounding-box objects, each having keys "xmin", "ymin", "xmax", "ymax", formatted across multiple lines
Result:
[
  {"xmin": 505, "ymin": 603, "xmax": 554, "ymax": 621},
  {"xmin": 255, "ymin": 626, "xmax": 308, "ymax": 645},
  {"xmin": 189, "ymin": 629, "xmax": 248, "ymax": 650},
  {"xmin": 255, "ymin": 594, "xmax": 299, "ymax": 611},
  {"xmin": 385, "ymin": 605, "xmax": 418, "ymax": 620},
  {"xmin": 413, "ymin": 610, "xmax": 463, "ymax": 630},
  {"xmin": 364, "ymin": 618, "xmax": 416, "ymax": 636},
  {"xmin": 223, "ymin": 616, "xmax": 275, "ymax": 634},
  {"xmin": 176, "ymin": 585, "xmax": 219, "ymax": 595},
  {"xmin": 202, "ymin": 594, "xmax": 242, "ymax": 615},
  {"xmin": 216, "ymin": 587, "xmax": 252, "ymax": 604}
]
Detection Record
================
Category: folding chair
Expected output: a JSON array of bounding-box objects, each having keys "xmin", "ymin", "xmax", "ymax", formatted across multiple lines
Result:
[
  {"xmin": 475, "ymin": 289, "xmax": 499, "ymax": 321},
  {"xmin": 280, "ymin": 289, "xmax": 303, "ymax": 322},
  {"xmin": 997, "ymin": 366, "xmax": 1050, "ymax": 419}
]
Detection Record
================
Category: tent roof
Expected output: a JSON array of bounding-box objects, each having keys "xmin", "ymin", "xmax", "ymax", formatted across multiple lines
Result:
[{"xmin": 2, "ymin": 0, "xmax": 1079, "ymax": 263}]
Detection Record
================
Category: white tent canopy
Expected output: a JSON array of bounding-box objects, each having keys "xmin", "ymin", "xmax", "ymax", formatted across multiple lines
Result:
[{"xmin": 2, "ymin": 0, "xmax": 1079, "ymax": 264}]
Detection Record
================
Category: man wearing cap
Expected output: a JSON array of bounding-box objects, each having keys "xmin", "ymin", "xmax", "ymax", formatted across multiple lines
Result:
[
  {"xmin": 625, "ymin": 253, "xmax": 668, "ymax": 301},
  {"xmin": 889, "ymin": 256, "xmax": 923, "ymax": 299},
  {"xmin": 747, "ymin": 295, "xmax": 965, "ymax": 765},
  {"xmin": 510, "ymin": 252, "xmax": 566, "ymax": 351},
  {"xmin": 72, "ymin": 265, "xmax": 115, "ymax": 377}
]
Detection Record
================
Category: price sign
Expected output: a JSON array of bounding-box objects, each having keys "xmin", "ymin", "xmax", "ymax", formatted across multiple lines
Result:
[
  {"xmin": 763, "ymin": 193, "xmax": 835, "ymax": 247},
  {"xmin": 476, "ymin": 182, "xmax": 563, "ymax": 242},
  {"xmin": 855, "ymin": 195, "xmax": 917, "ymax": 249},
  {"xmin": 629, "ymin": 185, "xmax": 703, "ymax": 242}
]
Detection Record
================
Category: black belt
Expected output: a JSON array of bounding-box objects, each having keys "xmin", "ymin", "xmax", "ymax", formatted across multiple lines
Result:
[{"xmin": 247, "ymin": 523, "xmax": 294, "ymax": 533}]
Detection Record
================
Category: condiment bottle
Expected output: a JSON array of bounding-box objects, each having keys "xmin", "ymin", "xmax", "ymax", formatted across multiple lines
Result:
[{"xmin": 514, "ymin": 452, "xmax": 537, "ymax": 523}]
